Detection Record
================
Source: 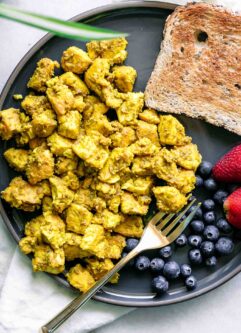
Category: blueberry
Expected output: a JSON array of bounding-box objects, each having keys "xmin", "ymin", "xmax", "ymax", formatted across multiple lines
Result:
[
  {"xmin": 180, "ymin": 264, "xmax": 192, "ymax": 278},
  {"xmin": 185, "ymin": 275, "xmax": 197, "ymax": 290},
  {"xmin": 163, "ymin": 261, "xmax": 180, "ymax": 279},
  {"xmin": 215, "ymin": 237, "xmax": 234, "ymax": 255},
  {"xmin": 226, "ymin": 184, "xmax": 239, "ymax": 194},
  {"xmin": 203, "ymin": 225, "xmax": 220, "ymax": 241},
  {"xmin": 125, "ymin": 238, "xmax": 139, "ymax": 252},
  {"xmin": 196, "ymin": 175, "xmax": 204, "ymax": 187},
  {"xmin": 150, "ymin": 258, "xmax": 165, "ymax": 273},
  {"xmin": 159, "ymin": 246, "xmax": 172, "ymax": 259},
  {"xmin": 152, "ymin": 275, "xmax": 169, "ymax": 294},
  {"xmin": 188, "ymin": 206, "xmax": 203, "ymax": 219},
  {"xmin": 188, "ymin": 249, "xmax": 203, "ymax": 265},
  {"xmin": 135, "ymin": 256, "xmax": 150, "ymax": 271},
  {"xmin": 213, "ymin": 190, "xmax": 228, "ymax": 205},
  {"xmin": 198, "ymin": 161, "xmax": 213, "ymax": 178},
  {"xmin": 190, "ymin": 220, "xmax": 205, "ymax": 234},
  {"xmin": 203, "ymin": 211, "xmax": 216, "ymax": 224},
  {"xmin": 202, "ymin": 199, "xmax": 215, "ymax": 211},
  {"xmin": 121, "ymin": 252, "xmax": 135, "ymax": 266},
  {"xmin": 216, "ymin": 218, "xmax": 233, "ymax": 234},
  {"xmin": 204, "ymin": 178, "xmax": 218, "ymax": 192},
  {"xmin": 200, "ymin": 241, "xmax": 215, "ymax": 257},
  {"xmin": 175, "ymin": 234, "xmax": 187, "ymax": 247},
  {"xmin": 188, "ymin": 235, "xmax": 202, "ymax": 248},
  {"xmin": 205, "ymin": 256, "xmax": 217, "ymax": 267}
]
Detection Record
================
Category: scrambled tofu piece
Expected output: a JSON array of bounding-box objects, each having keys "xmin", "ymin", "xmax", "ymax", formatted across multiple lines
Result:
[
  {"xmin": 73, "ymin": 135, "xmax": 109, "ymax": 169},
  {"xmin": 92, "ymin": 197, "xmax": 106, "ymax": 213},
  {"xmin": 103, "ymin": 234, "xmax": 125, "ymax": 259},
  {"xmin": 153, "ymin": 186, "xmax": 187, "ymax": 213},
  {"xmin": 107, "ymin": 195, "xmax": 121, "ymax": 213},
  {"xmin": 168, "ymin": 169, "xmax": 196, "ymax": 194},
  {"xmin": 98, "ymin": 147, "xmax": 134, "ymax": 183},
  {"xmin": 84, "ymin": 95, "xmax": 109, "ymax": 117},
  {"xmin": 73, "ymin": 188, "xmax": 95, "ymax": 209},
  {"xmin": 61, "ymin": 171, "xmax": 80, "ymax": 191},
  {"xmin": 21, "ymin": 95, "xmax": 52, "ymax": 116},
  {"xmin": 111, "ymin": 65, "xmax": 137, "ymax": 92},
  {"xmin": 49, "ymin": 176, "xmax": 74, "ymax": 213},
  {"xmin": 92, "ymin": 209, "xmax": 121, "ymax": 230},
  {"xmin": 21, "ymin": 95, "xmax": 48, "ymax": 116},
  {"xmin": 24, "ymin": 213, "xmax": 65, "ymax": 241},
  {"xmin": 41, "ymin": 224, "xmax": 66, "ymax": 250},
  {"xmin": 19, "ymin": 236, "xmax": 37, "ymax": 254},
  {"xmin": 172, "ymin": 143, "xmax": 202, "ymax": 171},
  {"xmin": 27, "ymin": 58, "xmax": 59, "ymax": 93},
  {"xmin": 121, "ymin": 177, "xmax": 153, "ymax": 195},
  {"xmin": 135, "ymin": 120, "xmax": 160, "ymax": 147},
  {"xmin": 57, "ymin": 110, "xmax": 81, "ymax": 139},
  {"xmin": 47, "ymin": 132, "xmax": 75, "ymax": 159},
  {"xmin": 0, "ymin": 108, "xmax": 22, "ymax": 140},
  {"xmin": 121, "ymin": 192, "xmax": 151, "ymax": 216},
  {"xmin": 66, "ymin": 264, "xmax": 95, "ymax": 292},
  {"xmin": 93, "ymin": 180, "xmax": 120, "ymax": 196},
  {"xmin": 86, "ymin": 258, "xmax": 119, "ymax": 283},
  {"xmin": 139, "ymin": 109, "xmax": 160, "ymax": 124},
  {"xmin": 73, "ymin": 95, "xmax": 86, "ymax": 113},
  {"xmin": 158, "ymin": 115, "xmax": 191, "ymax": 146},
  {"xmin": 152, "ymin": 148, "xmax": 178, "ymax": 182},
  {"xmin": 84, "ymin": 58, "xmax": 124, "ymax": 109},
  {"xmin": 116, "ymin": 92, "xmax": 144, "ymax": 125},
  {"xmin": 4, "ymin": 148, "xmax": 29, "ymax": 172},
  {"xmin": 132, "ymin": 156, "xmax": 154, "ymax": 176},
  {"xmin": 66, "ymin": 203, "xmax": 93, "ymax": 234},
  {"xmin": 42, "ymin": 196, "xmax": 54, "ymax": 212},
  {"xmin": 29, "ymin": 137, "xmax": 47, "ymax": 149},
  {"xmin": 15, "ymin": 120, "xmax": 35, "ymax": 146},
  {"xmin": 110, "ymin": 123, "xmax": 136, "ymax": 148},
  {"xmin": 84, "ymin": 111, "xmax": 113, "ymax": 137},
  {"xmin": 81, "ymin": 223, "xmax": 105, "ymax": 248},
  {"xmin": 32, "ymin": 245, "xmax": 65, "ymax": 274},
  {"xmin": 131, "ymin": 138, "xmax": 159, "ymax": 156},
  {"xmin": 86, "ymin": 38, "xmax": 128, "ymax": 64},
  {"xmin": 64, "ymin": 233, "xmax": 90, "ymax": 261},
  {"xmin": 114, "ymin": 215, "xmax": 143, "ymax": 238},
  {"xmin": 32, "ymin": 109, "xmax": 57, "ymax": 137},
  {"xmin": 1, "ymin": 177, "xmax": 45, "ymax": 211},
  {"xmin": 61, "ymin": 46, "xmax": 92, "ymax": 74},
  {"xmin": 55, "ymin": 156, "xmax": 78, "ymax": 175},
  {"xmin": 60, "ymin": 72, "xmax": 89, "ymax": 95},
  {"xmin": 46, "ymin": 77, "xmax": 74, "ymax": 116},
  {"xmin": 26, "ymin": 146, "xmax": 54, "ymax": 184}
]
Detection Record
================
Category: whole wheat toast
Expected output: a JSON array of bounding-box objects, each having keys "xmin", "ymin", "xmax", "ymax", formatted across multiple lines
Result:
[{"xmin": 145, "ymin": 2, "xmax": 241, "ymax": 136}]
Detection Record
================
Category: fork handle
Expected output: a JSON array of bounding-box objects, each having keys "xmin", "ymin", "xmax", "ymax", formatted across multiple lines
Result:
[{"xmin": 40, "ymin": 247, "xmax": 141, "ymax": 333}]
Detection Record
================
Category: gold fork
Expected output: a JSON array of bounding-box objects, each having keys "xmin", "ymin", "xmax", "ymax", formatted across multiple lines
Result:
[{"xmin": 40, "ymin": 198, "xmax": 200, "ymax": 333}]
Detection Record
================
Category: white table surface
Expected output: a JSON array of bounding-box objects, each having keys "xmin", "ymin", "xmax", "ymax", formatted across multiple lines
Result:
[{"xmin": 1, "ymin": 1, "xmax": 241, "ymax": 333}]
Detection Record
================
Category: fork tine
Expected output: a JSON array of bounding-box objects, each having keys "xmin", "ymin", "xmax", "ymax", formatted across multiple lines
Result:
[
  {"xmin": 149, "ymin": 211, "xmax": 166, "ymax": 226},
  {"xmin": 157, "ymin": 198, "xmax": 196, "ymax": 235},
  {"xmin": 167, "ymin": 203, "xmax": 202, "ymax": 243},
  {"xmin": 155, "ymin": 213, "xmax": 175, "ymax": 228}
]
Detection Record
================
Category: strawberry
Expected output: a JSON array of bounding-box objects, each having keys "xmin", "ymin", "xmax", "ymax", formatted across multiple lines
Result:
[
  {"xmin": 223, "ymin": 188, "xmax": 241, "ymax": 229},
  {"xmin": 212, "ymin": 144, "xmax": 241, "ymax": 183}
]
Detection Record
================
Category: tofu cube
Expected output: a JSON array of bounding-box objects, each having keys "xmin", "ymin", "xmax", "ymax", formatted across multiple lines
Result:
[
  {"xmin": 66, "ymin": 264, "xmax": 95, "ymax": 292},
  {"xmin": 111, "ymin": 65, "xmax": 137, "ymax": 92},
  {"xmin": 60, "ymin": 72, "xmax": 89, "ymax": 95},
  {"xmin": 4, "ymin": 148, "xmax": 29, "ymax": 172},
  {"xmin": 116, "ymin": 92, "xmax": 144, "ymax": 125},
  {"xmin": 114, "ymin": 215, "xmax": 143, "ymax": 238},
  {"xmin": 47, "ymin": 132, "xmax": 75, "ymax": 159},
  {"xmin": 61, "ymin": 46, "xmax": 92, "ymax": 74},
  {"xmin": 32, "ymin": 245, "xmax": 65, "ymax": 274},
  {"xmin": 58, "ymin": 110, "xmax": 81, "ymax": 139},
  {"xmin": 31, "ymin": 109, "xmax": 57, "ymax": 137},
  {"xmin": 121, "ymin": 192, "xmax": 151, "ymax": 216},
  {"xmin": 0, "ymin": 108, "xmax": 22, "ymax": 140},
  {"xmin": 135, "ymin": 120, "xmax": 160, "ymax": 147},
  {"xmin": 139, "ymin": 109, "xmax": 160, "ymax": 124},
  {"xmin": 66, "ymin": 203, "xmax": 93, "ymax": 234},
  {"xmin": 153, "ymin": 186, "xmax": 187, "ymax": 213}
]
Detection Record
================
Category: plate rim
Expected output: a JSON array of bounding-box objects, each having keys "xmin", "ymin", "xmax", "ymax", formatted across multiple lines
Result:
[{"xmin": 1, "ymin": 0, "xmax": 241, "ymax": 307}]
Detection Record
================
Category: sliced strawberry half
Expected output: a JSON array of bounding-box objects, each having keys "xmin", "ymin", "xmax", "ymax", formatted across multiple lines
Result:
[
  {"xmin": 224, "ymin": 188, "xmax": 241, "ymax": 229},
  {"xmin": 213, "ymin": 144, "xmax": 241, "ymax": 183}
]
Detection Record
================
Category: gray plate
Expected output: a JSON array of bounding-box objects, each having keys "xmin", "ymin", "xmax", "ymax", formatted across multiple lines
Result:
[{"xmin": 1, "ymin": 1, "xmax": 241, "ymax": 307}]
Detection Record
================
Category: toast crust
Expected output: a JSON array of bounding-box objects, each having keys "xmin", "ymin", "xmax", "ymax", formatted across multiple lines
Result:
[{"xmin": 145, "ymin": 2, "xmax": 241, "ymax": 135}]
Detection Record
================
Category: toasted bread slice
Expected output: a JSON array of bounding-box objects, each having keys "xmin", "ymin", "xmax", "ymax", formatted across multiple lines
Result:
[{"xmin": 145, "ymin": 3, "xmax": 241, "ymax": 136}]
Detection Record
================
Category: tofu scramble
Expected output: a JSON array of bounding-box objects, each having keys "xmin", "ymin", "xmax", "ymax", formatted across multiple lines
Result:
[{"xmin": 0, "ymin": 38, "xmax": 202, "ymax": 293}]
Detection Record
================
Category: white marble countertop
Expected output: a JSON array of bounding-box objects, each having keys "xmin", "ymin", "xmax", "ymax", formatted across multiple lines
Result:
[{"xmin": 1, "ymin": 1, "xmax": 241, "ymax": 333}]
